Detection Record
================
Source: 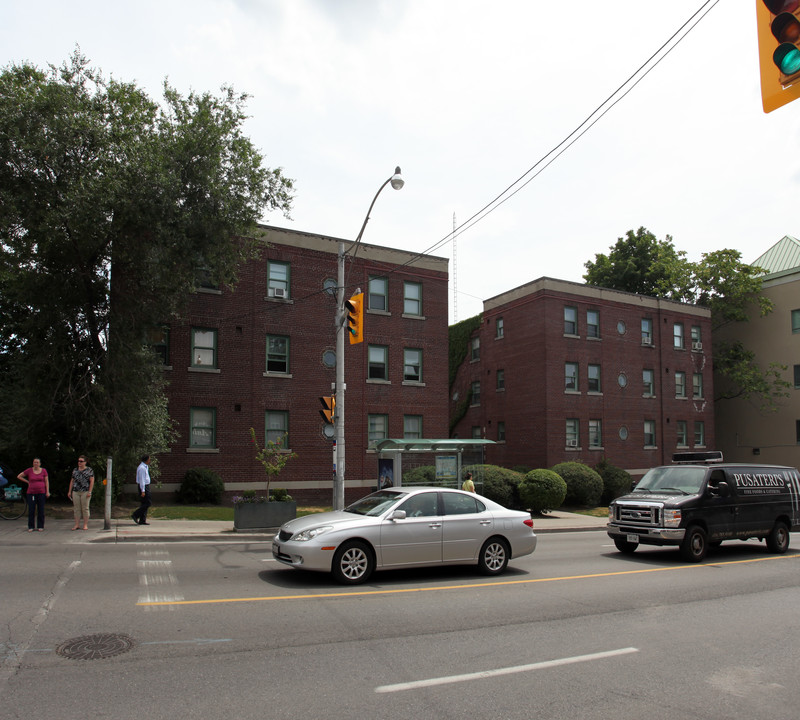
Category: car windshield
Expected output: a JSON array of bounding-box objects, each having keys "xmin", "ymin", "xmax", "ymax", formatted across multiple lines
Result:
[
  {"xmin": 344, "ymin": 490, "xmax": 408, "ymax": 516},
  {"xmin": 634, "ymin": 466, "xmax": 706, "ymax": 495}
]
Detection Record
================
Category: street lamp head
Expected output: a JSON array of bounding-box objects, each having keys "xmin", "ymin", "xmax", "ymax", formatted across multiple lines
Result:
[{"xmin": 390, "ymin": 166, "xmax": 404, "ymax": 191}]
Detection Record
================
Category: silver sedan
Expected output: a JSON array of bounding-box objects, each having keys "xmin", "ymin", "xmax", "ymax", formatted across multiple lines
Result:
[{"xmin": 272, "ymin": 487, "xmax": 537, "ymax": 584}]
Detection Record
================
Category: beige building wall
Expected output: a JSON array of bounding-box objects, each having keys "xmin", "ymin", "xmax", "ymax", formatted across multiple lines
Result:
[{"xmin": 715, "ymin": 268, "xmax": 800, "ymax": 466}]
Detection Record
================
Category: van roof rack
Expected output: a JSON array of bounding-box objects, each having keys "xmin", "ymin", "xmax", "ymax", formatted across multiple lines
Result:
[{"xmin": 672, "ymin": 451, "xmax": 723, "ymax": 464}]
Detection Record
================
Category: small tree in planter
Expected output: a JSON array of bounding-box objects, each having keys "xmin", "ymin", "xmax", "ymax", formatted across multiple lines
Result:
[{"xmin": 249, "ymin": 427, "xmax": 297, "ymax": 500}]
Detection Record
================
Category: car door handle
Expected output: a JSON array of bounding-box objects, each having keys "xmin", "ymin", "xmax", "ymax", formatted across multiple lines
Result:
[
  {"xmin": 429, "ymin": 522, "xmax": 442, "ymax": 528},
  {"xmin": 479, "ymin": 520, "xmax": 492, "ymax": 525}
]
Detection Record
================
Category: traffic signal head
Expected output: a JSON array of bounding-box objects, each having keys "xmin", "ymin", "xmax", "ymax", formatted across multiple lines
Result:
[
  {"xmin": 757, "ymin": 0, "xmax": 800, "ymax": 112},
  {"xmin": 319, "ymin": 395, "xmax": 335, "ymax": 423},
  {"xmin": 345, "ymin": 292, "xmax": 364, "ymax": 345}
]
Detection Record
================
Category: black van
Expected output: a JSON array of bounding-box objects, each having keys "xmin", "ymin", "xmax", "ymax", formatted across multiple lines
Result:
[{"xmin": 607, "ymin": 452, "xmax": 800, "ymax": 561}]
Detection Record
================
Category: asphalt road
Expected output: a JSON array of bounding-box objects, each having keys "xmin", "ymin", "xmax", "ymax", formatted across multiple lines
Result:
[{"xmin": 2, "ymin": 531, "xmax": 799, "ymax": 719}]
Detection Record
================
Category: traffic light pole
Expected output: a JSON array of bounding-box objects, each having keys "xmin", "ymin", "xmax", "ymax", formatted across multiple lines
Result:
[{"xmin": 332, "ymin": 168, "xmax": 404, "ymax": 511}]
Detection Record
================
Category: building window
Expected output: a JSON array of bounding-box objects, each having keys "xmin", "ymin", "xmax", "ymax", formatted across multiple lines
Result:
[
  {"xmin": 497, "ymin": 421, "xmax": 506, "ymax": 442},
  {"xmin": 265, "ymin": 410, "xmax": 289, "ymax": 447},
  {"xmin": 564, "ymin": 306, "xmax": 578, "ymax": 335},
  {"xmin": 588, "ymin": 419, "xmax": 602, "ymax": 448},
  {"xmin": 404, "ymin": 281, "xmax": 422, "ymax": 315},
  {"xmin": 693, "ymin": 373, "xmax": 704, "ymax": 399},
  {"xmin": 190, "ymin": 407, "xmax": 216, "ymax": 448},
  {"xmin": 470, "ymin": 336, "xmax": 480, "ymax": 361},
  {"xmin": 404, "ymin": 348, "xmax": 422, "ymax": 382},
  {"xmin": 643, "ymin": 369, "xmax": 655, "ymax": 397},
  {"xmin": 587, "ymin": 310, "xmax": 600, "ymax": 339},
  {"xmin": 368, "ymin": 414, "xmax": 388, "ymax": 442},
  {"xmin": 496, "ymin": 317, "xmax": 504, "ymax": 338},
  {"xmin": 565, "ymin": 362, "xmax": 579, "ymax": 392},
  {"xmin": 673, "ymin": 322, "xmax": 685, "ymax": 349},
  {"xmin": 694, "ymin": 421, "xmax": 705, "ymax": 446},
  {"xmin": 404, "ymin": 415, "xmax": 422, "ymax": 439},
  {"xmin": 191, "ymin": 328, "xmax": 217, "ymax": 368},
  {"xmin": 496, "ymin": 369, "xmax": 505, "ymax": 390},
  {"xmin": 148, "ymin": 327, "xmax": 170, "ymax": 366},
  {"xmin": 792, "ymin": 309, "xmax": 800, "ymax": 334},
  {"xmin": 267, "ymin": 261, "xmax": 290, "ymax": 298},
  {"xmin": 471, "ymin": 426, "xmax": 482, "ymax": 439},
  {"xmin": 676, "ymin": 420, "xmax": 688, "ymax": 447},
  {"xmin": 588, "ymin": 364, "xmax": 601, "ymax": 393},
  {"xmin": 566, "ymin": 418, "xmax": 580, "ymax": 448},
  {"xmin": 795, "ymin": 365, "xmax": 800, "ymax": 389},
  {"xmin": 368, "ymin": 345, "xmax": 388, "ymax": 380},
  {"xmin": 644, "ymin": 420, "xmax": 656, "ymax": 447},
  {"xmin": 471, "ymin": 381, "xmax": 481, "ymax": 406},
  {"xmin": 675, "ymin": 371, "xmax": 687, "ymax": 398},
  {"xmin": 641, "ymin": 318, "xmax": 653, "ymax": 345},
  {"xmin": 266, "ymin": 335, "xmax": 289, "ymax": 374},
  {"xmin": 691, "ymin": 325, "xmax": 702, "ymax": 350},
  {"xmin": 368, "ymin": 276, "xmax": 388, "ymax": 311}
]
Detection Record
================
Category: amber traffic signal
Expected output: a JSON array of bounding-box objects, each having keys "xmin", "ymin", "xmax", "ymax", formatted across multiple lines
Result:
[
  {"xmin": 345, "ymin": 292, "xmax": 364, "ymax": 344},
  {"xmin": 757, "ymin": 0, "xmax": 800, "ymax": 112},
  {"xmin": 319, "ymin": 395, "xmax": 336, "ymax": 423}
]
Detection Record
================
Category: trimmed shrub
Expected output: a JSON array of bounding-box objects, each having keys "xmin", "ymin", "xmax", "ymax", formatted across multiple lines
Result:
[
  {"xmin": 402, "ymin": 466, "xmax": 436, "ymax": 485},
  {"xmin": 519, "ymin": 469, "xmax": 567, "ymax": 514},
  {"xmin": 594, "ymin": 458, "xmax": 633, "ymax": 505},
  {"xmin": 550, "ymin": 461, "xmax": 603, "ymax": 507},
  {"xmin": 463, "ymin": 464, "xmax": 524, "ymax": 508},
  {"xmin": 177, "ymin": 467, "xmax": 224, "ymax": 505}
]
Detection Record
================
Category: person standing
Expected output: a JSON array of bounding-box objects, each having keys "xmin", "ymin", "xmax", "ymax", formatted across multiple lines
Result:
[
  {"xmin": 17, "ymin": 458, "xmax": 50, "ymax": 532},
  {"xmin": 67, "ymin": 455, "xmax": 94, "ymax": 531},
  {"xmin": 131, "ymin": 454, "xmax": 151, "ymax": 525},
  {"xmin": 461, "ymin": 471, "xmax": 475, "ymax": 493}
]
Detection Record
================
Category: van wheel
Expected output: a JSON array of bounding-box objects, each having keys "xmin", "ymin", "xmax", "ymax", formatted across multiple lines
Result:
[
  {"xmin": 680, "ymin": 525, "xmax": 707, "ymax": 562},
  {"xmin": 766, "ymin": 521, "xmax": 789, "ymax": 554},
  {"xmin": 613, "ymin": 537, "xmax": 638, "ymax": 554}
]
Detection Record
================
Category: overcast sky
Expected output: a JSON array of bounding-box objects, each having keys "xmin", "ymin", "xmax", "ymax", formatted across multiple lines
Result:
[{"xmin": 5, "ymin": 1, "xmax": 798, "ymax": 323}]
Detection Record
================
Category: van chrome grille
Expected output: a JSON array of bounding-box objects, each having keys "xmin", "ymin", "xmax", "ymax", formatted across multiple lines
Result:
[{"xmin": 615, "ymin": 504, "xmax": 661, "ymax": 526}]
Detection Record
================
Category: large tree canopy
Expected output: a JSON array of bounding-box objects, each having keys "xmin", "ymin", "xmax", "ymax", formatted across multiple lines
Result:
[
  {"xmin": 583, "ymin": 228, "xmax": 788, "ymax": 411},
  {"xmin": 0, "ymin": 52, "xmax": 294, "ymax": 479}
]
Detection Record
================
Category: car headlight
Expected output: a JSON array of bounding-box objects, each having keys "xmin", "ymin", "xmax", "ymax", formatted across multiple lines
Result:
[
  {"xmin": 292, "ymin": 525, "xmax": 334, "ymax": 542},
  {"xmin": 663, "ymin": 509, "xmax": 682, "ymax": 527}
]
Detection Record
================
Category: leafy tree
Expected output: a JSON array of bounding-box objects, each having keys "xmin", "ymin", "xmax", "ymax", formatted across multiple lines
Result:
[
  {"xmin": 583, "ymin": 229, "xmax": 788, "ymax": 411},
  {"xmin": 583, "ymin": 227, "xmax": 691, "ymax": 300},
  {"xmin": 0, "ymin": 51, "xmax": 294, "ymax": 478}
]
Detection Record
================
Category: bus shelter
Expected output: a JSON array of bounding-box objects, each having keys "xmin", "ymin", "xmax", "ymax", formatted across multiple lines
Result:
[{"xmin": 369, "ymin": 438, "xmax": 496, "ymax": 492}]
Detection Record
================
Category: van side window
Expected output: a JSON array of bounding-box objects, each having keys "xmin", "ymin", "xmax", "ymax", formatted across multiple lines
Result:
[{"xmin": 708, "ymin": 470, "xmax": 725, "ymax": 486}]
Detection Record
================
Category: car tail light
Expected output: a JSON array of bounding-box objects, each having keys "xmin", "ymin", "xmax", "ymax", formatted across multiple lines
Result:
[{"xmin": 523, "ymin": 518, "xmax": 534, "ymax": 528}]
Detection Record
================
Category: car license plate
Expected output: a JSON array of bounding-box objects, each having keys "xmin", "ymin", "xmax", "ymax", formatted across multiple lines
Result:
[{"xmin": 626, "ymin": 534, "xmax": 639, "ymax": 544}]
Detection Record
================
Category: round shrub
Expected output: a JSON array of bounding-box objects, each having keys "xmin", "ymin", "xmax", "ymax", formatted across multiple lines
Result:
[
  {"xmin": 464, "ymin": 464, "xmax": 524, "ymax": 508},
  {"xmin": 177, "ymin": 467, "xmax": 224, "ymax": 505},
  {"xmin": 594, "ymin": 459, "xmax": 632, "ymax": 505},
  {"xmin": 402, "ymin": 465, "xmax": 436, "ymax": 485},
  {"xmin": 550, "ymin": 462, "xmax": 603, "ymax": 507},
  {"xmin": 519, "ymin": 469, "xmax": 567, "ymax": 514}
]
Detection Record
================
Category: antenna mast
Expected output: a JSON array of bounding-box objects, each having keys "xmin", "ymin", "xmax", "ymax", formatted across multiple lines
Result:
[{"xmin": 452, "ymin": 212, "xmax": 457, "ymax": 323}]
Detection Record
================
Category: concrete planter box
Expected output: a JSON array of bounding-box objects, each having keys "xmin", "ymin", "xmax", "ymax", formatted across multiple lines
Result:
[{"xmin": 234, "ymin": 502, "xmax": 297, "ymax": 531}]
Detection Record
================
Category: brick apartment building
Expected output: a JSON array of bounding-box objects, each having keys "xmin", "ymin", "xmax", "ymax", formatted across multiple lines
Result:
[
  {"xmin": 450, "ymin": 277, "xmax": 715, "ymax": 478},
  {"xmin": 154, "ymin": 224, "xmax": 449, "ymax": 504}
]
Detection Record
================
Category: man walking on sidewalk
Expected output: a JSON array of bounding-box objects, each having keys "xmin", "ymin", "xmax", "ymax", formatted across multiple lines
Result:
[{"xmin": 132, "ymin": 454, "xmax": 152, "ymax": 525}]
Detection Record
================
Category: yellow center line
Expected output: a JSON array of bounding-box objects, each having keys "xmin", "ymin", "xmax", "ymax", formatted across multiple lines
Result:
[{"xmin": 136, "ymin": 552, "xmax": 800, "ymax": 607}]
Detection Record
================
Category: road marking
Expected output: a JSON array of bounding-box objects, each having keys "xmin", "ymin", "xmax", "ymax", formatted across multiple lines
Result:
[
  {"xmin": 0, "ymin": 560, "xmax": 80, "ymax": 689},
  {"xmin": 375, "ymin": 647, "xmax": 639, "ymax": 693},
  {"xmin": 137, "ymin": 549, "xmax": 184, "ymax": 610},
  {"xmin": 135, "ymin": 552, "xmax": 800, "ymax": 607}
]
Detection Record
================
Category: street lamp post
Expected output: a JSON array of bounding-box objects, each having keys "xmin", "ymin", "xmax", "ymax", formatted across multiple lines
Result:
[{"xmin": 334, "ymin": 167, "xmax": 404, "ymax": 511}]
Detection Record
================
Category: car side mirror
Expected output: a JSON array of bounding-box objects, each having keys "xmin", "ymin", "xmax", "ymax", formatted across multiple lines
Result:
[
  {"xmin": 390, "ymin": 510, "xmax": 406, "ymax": 521},
  {"xmin": 709, "ymin": 481, "xmax": 730, "ymax": 497}
]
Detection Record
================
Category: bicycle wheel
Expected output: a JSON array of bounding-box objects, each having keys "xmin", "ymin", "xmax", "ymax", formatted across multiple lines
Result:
[{"xmin": 0, "ymin": 493, "xmax": 26, "ymax": 520}]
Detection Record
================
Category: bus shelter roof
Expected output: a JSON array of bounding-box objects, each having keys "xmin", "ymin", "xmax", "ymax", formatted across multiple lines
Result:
[{"xmin": 370, "ymin": 439, "xmax": 496, "ymax": 453}]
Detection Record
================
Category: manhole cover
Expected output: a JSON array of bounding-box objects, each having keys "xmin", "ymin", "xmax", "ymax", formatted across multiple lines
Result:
[{"xmin": 56, "ymin": 633, "xmax": 136, "ymax": 660}]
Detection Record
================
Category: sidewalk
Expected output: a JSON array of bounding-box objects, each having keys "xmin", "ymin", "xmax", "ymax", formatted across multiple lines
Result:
[{"xmin": 0, "ymin": 510, "xmax": 608, "ymax": 544}]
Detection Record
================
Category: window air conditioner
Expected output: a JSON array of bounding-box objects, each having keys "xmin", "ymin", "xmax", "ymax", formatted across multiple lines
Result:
[
  {"xmin": 566, "ymin": 439, "xmax": 578, "ymax": 448},
  {"xmin": 692, "ymin": 341, "xmax": 703, "ymax": 351},
  {"xmin": 272, "ymin": 287, "xmax": 286, "ymax": 298}
]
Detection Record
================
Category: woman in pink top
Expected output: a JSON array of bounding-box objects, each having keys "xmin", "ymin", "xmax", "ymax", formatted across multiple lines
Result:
[{"xmin": 18, "ymin": 458, "xmax": 50, "ymax": 532}]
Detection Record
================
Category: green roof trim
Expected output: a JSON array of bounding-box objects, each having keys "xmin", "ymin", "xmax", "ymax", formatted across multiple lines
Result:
[{"xmin": 370, "ymin": 438, "xmax": 496, "ymax": 453}]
